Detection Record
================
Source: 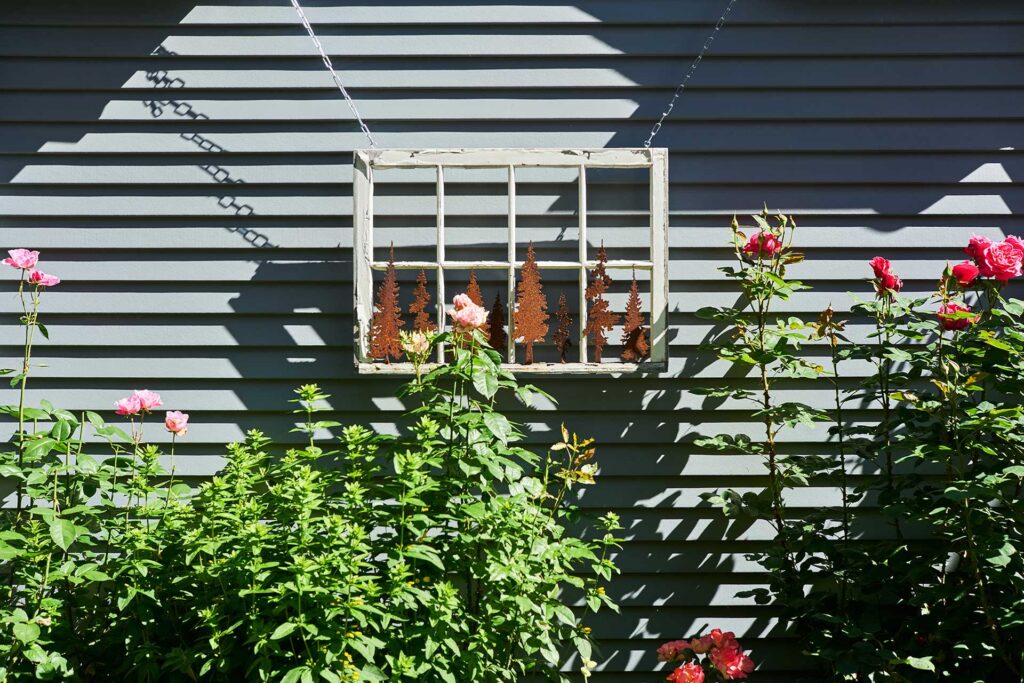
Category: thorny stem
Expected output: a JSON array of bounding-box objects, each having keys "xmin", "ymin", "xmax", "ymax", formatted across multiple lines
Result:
[
  {"xmin": 875, "ymin": 296, "xmax": 903, "ymax": 540},
  {"xmin": 828, "ymin": 332, "xmax": 851, "ymax": 607}
]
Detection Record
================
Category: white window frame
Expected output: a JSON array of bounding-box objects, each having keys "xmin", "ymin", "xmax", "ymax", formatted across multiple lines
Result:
[{"xmin": 353, "ymin": 148, "xmax": 669, "ymax": 374}]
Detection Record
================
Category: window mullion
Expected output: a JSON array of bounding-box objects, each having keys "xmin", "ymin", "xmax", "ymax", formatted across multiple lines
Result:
[
  {"xmin": 436, "ymin": 164, "xmax": 446, "ymax": 362},
  {"xmin": 577, "ymin": 164, "xmax": 588, "ymax": 364},
  {"xmin": 506, "ymin": 164, "xmax": 516, "ymax": 363}
]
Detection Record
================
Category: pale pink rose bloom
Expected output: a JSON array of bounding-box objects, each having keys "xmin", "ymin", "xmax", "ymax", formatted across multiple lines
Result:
[
  {"xmin": 3, "ymin": 249, "xmax": 40, "ymax": 270},
  {"xmin": 28, "ymin": 270, "xmax": 60, "ymax": 287},
  {"xmin": 132, "ymin": 389, "xmax": 163, "ymax": 412},
  {"xmin": 115, "ymin": 394, "xmax": 142, "ymax": 416},
  {"xmin": 402, "ymin": 330, "xmax": 431, "ymax": 355},
  {"xmin": 164, "ymin": 410, "xmax": 189, "ymax": 436},
  {"xmin": 452, "ymin": 293, "xmax": 474, "ymax": 310},
  {"xmin": 449, "ymin": 301, "xmax": 488, "ymax": 330}
]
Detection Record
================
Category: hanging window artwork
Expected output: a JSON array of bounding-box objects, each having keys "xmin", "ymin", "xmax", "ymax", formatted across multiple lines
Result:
[{"xmin": 353, "ymin": 148, "xmax": 669, "ymax": 374}]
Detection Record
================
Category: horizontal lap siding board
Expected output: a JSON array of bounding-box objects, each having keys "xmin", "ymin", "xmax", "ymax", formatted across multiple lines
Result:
[{"xmin": 0, "ymin": 0, "xmax": 1021, "ymax": 679}]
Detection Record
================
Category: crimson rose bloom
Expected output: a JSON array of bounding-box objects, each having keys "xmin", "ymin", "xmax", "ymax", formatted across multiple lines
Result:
[
  {"xmin": 951, "ymin": 260, "xmax": 980, "ymax": 287},
  {"xmin": 869, "ymin": 256, "xmax": 902, "ymax": 295},
  {"xmin": 742, "ymin": 231, "xmax": 782, "ymax": 259},
  {"xmin": 938, "ymin": 302, "xmax": 978, "ymax": 331},
  {"xmin": 869, "ymin": 256, "xmax": 891, "ymax": 279}
]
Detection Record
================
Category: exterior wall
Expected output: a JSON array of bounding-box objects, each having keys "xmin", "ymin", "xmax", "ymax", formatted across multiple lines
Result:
[{"xmin": 1, "ymin": 1, "xmax": 1021, "ymax": 679}]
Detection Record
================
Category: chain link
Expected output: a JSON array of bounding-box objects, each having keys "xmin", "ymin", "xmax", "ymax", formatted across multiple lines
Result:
[
  {"xmin": 289, "ymin": 0, "xmax": 377, "ymax": 148},
  {"xmin": 644, "ymin": 0, "xmax": 739, "ymax": 148}
]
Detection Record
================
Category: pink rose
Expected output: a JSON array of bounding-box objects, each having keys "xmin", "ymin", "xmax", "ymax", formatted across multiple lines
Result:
[
  {"xmin": 115, "ymin": 395, "xmax": 142, "ymax": 416},
  {"xmin": 28, "ymin": 270, "xmax": 60, "ymax": 287},
  {"xmin": 709, "ymin": 647, "xmax": 754, "ymax": 680},
  {"xmin": 656, "ymin": 639, "xmax": 689, "ymax": 663},
  {"xmin": 3, "ymin": 249, "xmax": 40, "ymax": 270},
  {"xmin": 164, "ymin": 410, "xmax": 189, "ymax": 436},
  {"xmin": 666, "ymin": 661, "xmax": 705, "ymax": 683},
  {"xmin": 448, "ymin": 293, "xmax": 488, "ymax": 331},
  {"xmin": 965, "ymin": 234, "xmax": 993, "ymax": 270},
  {"xmin": 742, "ymin": 232, "xmax": 782, "ymax": 259},
  {"xmin": 951, "ymin": 261, "xmax": 980, "ymax": 287},
  {"xmin": 132, "ymin": 389, "xmax": 163, "ymax": 412},
  {"xmin": 869, "ymin": 256, "xmax": 891, "ymax": 280},
  {"xmin": 690, "ymin": 635, "xmax": 713, "ymax": 655},
  {"xmin": 981, "ymin": 239, "xmax": 1024, "ymax": 282},
  {"xmin": 938, "ymin": 302, "xmax": 978, "ymax": 331},
  {"xmin": 708, "ymin": 629, "xmax": 740, "ymax": 652}
]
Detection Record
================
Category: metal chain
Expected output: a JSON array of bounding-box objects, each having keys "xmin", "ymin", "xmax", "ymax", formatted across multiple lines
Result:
[
  {"xmin": 643, "ymin": 0, "xmax": 739, "ymax": 148},
  {"xmin": 289, "ymin": 0, "xmax": 377, "ymax": 148}
]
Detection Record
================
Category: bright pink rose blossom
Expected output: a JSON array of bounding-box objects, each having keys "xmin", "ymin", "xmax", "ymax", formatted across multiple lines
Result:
[
  {"xmin": 164, "ymin": 411, "xmax": 189, "ymax": 436},
  {"xmin": 656, "ymin": 640, "xmax": 689, "ymax": 663},
  {"xmin": 965, "ymin": 235, "xmax": 993, "ymax": 270},
  {"xmin": 3, "ymin": 249, "xmax": 40, "ymax": 270},
  {"xmin": 115, "ymin": 395, "xmax": 142, "ymax": 416},
  {"xmin": 951, "ymin": 261, "xmax": 980, "ymax": 287},
  {"xmin": 708, "ymin": 629, "xmax": 740, "ymax": 652},
  {"xmin": 666, "ymin": 662, "xmax": 705, "ymax": 683},
  {"xmin": 28, "ymin": 270, "xmax": 60, "ymax": 287},
  {"xmin": 448, "ymin": 293, "xmax": 488, "ymax": 331},
  {"xmin": 132, "ymin": 389, "xmax": 163, "ymax": 412},
  {"xmin": 965, "ymin": 234, "xmax": 1024, "ymax": 282},
  {"xmin": 709, "ymin": 646, "xmax": 755, "ymax": 680},
  {"xmin": 742, "ymin": 232, "xmax": 782, "ymax": 259},
  {"xmin": 938, "ymin": 302, "xmax": 978, "ymax": 331}
]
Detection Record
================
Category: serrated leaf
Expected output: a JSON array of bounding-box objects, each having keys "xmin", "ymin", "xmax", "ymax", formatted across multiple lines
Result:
[{"xmin": 13, "ymin": 622, "xmax": 39, "ymax": 644}]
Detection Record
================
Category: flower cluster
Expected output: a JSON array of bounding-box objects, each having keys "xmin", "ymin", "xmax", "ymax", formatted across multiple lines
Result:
[
  {"xmin": 448, "ymin": 292, "xmax": 488, "ymax": 331},
  {"xmin": 870, "ymin": 232, "xmax": 1024, "ymax": 333},
  {"xmin": 657, "ymin": 629, "xmax": 754, "ymax": 681},
  {"xmin": 4, "ymin": 248, "xmax": 60, "ymax": 287},
  {"xmin": 114, "ymin": 389, "xmax": 189, "ymax": 437}
]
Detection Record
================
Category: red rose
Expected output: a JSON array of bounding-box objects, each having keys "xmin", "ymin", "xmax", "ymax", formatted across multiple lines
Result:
[
  {"xmin": 742, "ymin": 232, "xmax": 782, "ymax": 259},
  {"xmin": 869, "ymin": 256, "xmax": 891, "ymax": 279},
  {"xmin": 951, "ymin": 261, "xmax": 980, "ymax": 287},
  {"xmin": 938, "ymin": 302, "xmax": 978, "ymax": 331}
]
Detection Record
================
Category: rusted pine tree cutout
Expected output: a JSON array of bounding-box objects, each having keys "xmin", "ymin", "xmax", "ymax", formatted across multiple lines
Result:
[
  {"xmin": 554, "ymin": 292, "xmax": 573, "ymax": 363},
  {"xmin": 409, "ymin": 268, "xmax": 435, "ymax": 333},
  {"xmin": 368, "ymin": 243, "xmax": 404, "ymax": 361},
  {"xmin": 514, "ymin": 242, "xmax": 549, "ymax": 364},
  {"xmin": 621, "ymin": 270, "xmax": 649, "ymax": 361},
  {"xmin": 466, "ymin": 270, "xmax": 484, "ymax": 306},
  {"xmin": 585, "ymin": 242, "xmax": 618, "ymax": 362},
  {"xmin": 488, "ymin": 292, "xmax": 508, "ymax": 354},
  {"xmin": 466, "ymin": 270, "xmax": 489, "ymax": 335}
]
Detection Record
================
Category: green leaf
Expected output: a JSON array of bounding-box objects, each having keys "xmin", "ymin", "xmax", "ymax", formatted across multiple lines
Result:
[
  {"xmin": 13, "ymin": 622, "xmax": 40, "ymax": 644},
  {"xmin": 49, "ymin": 518, "xmax": 77, "ymax": 551},
  {"xmin": 902, "ymin": 656, "xmax": 935, "ymax": 672},
  {"xmin": 281, "ymin": 667, "xmax": 309, "ymax": 683},
  {"xmin": 483, "ymin": 413, "xmax": 512, "ymax": 444},
  {"xmin": 50, "ymin": 419, "xmax": 72, "ymax": 442},
  {"xmin": 358, "ymin": 665, "xmax": 386, "ymax": 682},
  {"xmin": 270, "ymin": 622, "xmax": 297, "ymax": 640},
  {"xmin": 473, "ymin": 363, "xmax": 498, "ymax": 399},
  {"xmin": 24, "ymin": 437, "xmax": 56, "ymax": 460},
  {"xmin": 37, "ymin": 323, "xmax": 49, "ymax": 339}
]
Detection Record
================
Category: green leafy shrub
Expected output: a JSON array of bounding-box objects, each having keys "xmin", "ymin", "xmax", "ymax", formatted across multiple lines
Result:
[{"xmin": 0, "ymin": 256, "xmax": 620, "ymax": 682}]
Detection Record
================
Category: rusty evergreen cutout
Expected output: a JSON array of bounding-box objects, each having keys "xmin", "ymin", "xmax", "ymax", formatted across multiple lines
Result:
[
  {"xmin": 366, "ymin": 241, "xmax": 652, "ymax": 368},
  {"xmin": 585, "ymin": 242, "xmax": 618, "ymax": 362},
  {"xmin": 368, "ymin": 244, "xmax": 403, "ymax": 361},
  {"xmin": 513, "ymin": 243, "xmax": 549, "ymax": 364}
]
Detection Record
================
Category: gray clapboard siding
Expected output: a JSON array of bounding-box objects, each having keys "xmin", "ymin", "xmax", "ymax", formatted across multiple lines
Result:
[{"xmin": 1, "ymin": 0, "xmax": 1022, "ymax": 679}]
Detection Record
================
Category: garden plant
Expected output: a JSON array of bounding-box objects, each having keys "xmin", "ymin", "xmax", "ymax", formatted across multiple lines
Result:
[{"xmin": 0, "ymin": 253, "xmax": 622, "ymax": 683}]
